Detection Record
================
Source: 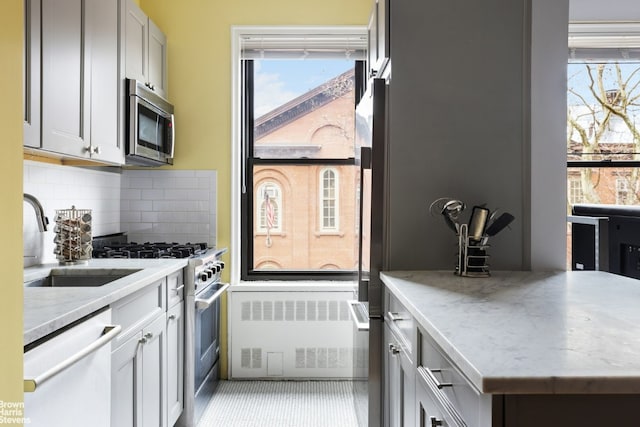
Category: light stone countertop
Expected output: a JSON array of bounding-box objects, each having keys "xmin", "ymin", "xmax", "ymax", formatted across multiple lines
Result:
[
  {"xmin": 380, "ymin": 270, "xmax": 640, "ymax": 395},
  {"xmin": 24, "ymin": 258, "xmax": 188, "ymax": 346}
]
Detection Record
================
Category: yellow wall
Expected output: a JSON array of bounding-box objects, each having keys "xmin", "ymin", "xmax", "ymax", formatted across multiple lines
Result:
[
  {"xmin": 0, "ymin": 0, "xmax": 25, "ymax": 420},
  {"xmin": 0, "ymin": 0, "xmax": 368, "ymax": 411},
  {"xmin": 140, "ymin": 0, "xmax": 369, "ymax": 377}
]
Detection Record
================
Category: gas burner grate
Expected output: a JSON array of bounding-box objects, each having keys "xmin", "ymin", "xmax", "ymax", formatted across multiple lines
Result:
[{"xmin": 93, "ymin": 241, "xmax": 210, "ymax": 259}]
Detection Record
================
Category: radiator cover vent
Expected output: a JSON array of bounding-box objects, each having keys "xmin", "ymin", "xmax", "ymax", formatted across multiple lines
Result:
[{"xmin": 230, "ymin": 291, "xmax": 355, "ymax": 378}]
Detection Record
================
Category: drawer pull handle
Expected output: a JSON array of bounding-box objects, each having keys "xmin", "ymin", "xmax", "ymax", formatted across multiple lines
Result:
[
  {"xmin": 24, "ymin": 325, "xmax": 122, "ymax": 392},
  {"xmin": 430, "ymin": 417, "xmax": 444, "ymax": 427},
  {"xmin": 144, "ymin": 332, "xmax": 153, "ymax": 339},
  {"xmin": 173, "ymin": 285, "xmax": 185, "ymax": 293},
  {"xmin": 388, "ymin": 343, "xmax": 401, "ymax": 355},
  {"xmin": 168, "ymin": 314, "xmax": 176, "ymax": 320},
  {"xmin": 421, "ymin": 366, "xmax": 453, "ymax": 389},
  {"xmin": 387, "ymin": 311, "xmax": 406, "ymax": 322}
]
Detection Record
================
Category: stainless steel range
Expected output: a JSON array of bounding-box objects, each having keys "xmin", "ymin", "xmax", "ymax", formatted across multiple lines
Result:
[
  {"xmin": 181, "ymin": 247, "xmax": 228, "ymax": 427},
  {"xmin": 92, "ymin": 235, "xmax": 228, "ymax": 427}
]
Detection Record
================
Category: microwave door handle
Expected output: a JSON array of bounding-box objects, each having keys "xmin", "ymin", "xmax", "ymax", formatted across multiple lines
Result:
[{"xmin": 169, "ymin": 113, "xmax": 175, "ymax": 158}]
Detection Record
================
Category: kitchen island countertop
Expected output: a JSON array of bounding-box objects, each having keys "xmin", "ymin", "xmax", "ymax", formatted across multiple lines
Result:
[
  {"xmin": 381, "ymin": 270, "xmax": 640, "ymax": 395},
  {"xmin": 24, "ymin": 258, "xmax": 188, "ymax": 346}
]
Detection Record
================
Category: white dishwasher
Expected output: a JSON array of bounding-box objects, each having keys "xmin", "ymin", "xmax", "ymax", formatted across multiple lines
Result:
[{"xmin": 23, "ymin": 309, "xmax": 121, "ymax": 427}]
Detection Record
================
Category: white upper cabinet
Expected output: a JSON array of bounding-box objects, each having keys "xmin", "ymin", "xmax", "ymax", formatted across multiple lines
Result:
[
  {"xmin": 123, "ymin": 0, "xmax": 168, "ymax": 99},
  {"xmin": 41, "ymin": 0, "xmax": 91, "ymax": 158},
  {"xmin": 368, "ymin": 0, "xmax": 390, "ymax": 79},
  {"xmin": 26, "ymin": 0, "xmax": 123, "ymax": 165},
  {"xmin": 23, "ymin": 0, "xmax": 41, "ymax": 149},
  {"xmin": 148, "ymin": 20, "xmax": 168, "ymax": 99},
  {"xmin": 87, "ymin": 0, "xmax": 123, "ymax": 164}
]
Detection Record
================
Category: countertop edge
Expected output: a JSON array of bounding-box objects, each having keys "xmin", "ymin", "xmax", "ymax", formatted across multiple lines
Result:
[
  {"xmin": 24, "ymin": 259, "xmax": 188, "ymax": 346},
  {"xmin": 381, "ymin": 271, "xmax": 486, "ymax": 393},
  {"xmin": 380, "ymin": 270, "xmax": 640, "ymax": 395}
]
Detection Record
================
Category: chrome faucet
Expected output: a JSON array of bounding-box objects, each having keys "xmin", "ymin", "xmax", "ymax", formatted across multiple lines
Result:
[{"xmin": 24, "ymin": 193, "xmax": 49, "ymax": 232}]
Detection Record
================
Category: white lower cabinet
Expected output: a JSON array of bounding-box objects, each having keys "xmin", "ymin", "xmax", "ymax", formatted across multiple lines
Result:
[
  {"xmin": 167, "ymin": 302, "xmax": 185, "ymax": 426},
  {"xmin": 111, "ymin": 314, "xmax": 167, "ymax": 427},
  {"xmin": 24, "ymin": 309, "xmax": 115, "ymax": 427},
  {"xmin": 384, "ymin": 322, "xmax": 415, "ymax": 427},
  {"xmin": 110, "ymin": 272, "xmax": 187, "ymax": 427}
]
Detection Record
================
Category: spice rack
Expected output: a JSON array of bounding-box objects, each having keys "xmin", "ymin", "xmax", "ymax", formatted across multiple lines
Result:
[{"xmin": 53, "ymin": 206, "xmax": 92, "ymax": 264}]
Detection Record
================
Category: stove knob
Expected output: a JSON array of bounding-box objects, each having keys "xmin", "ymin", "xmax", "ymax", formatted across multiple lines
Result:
[
  {"xmin": 214, "ymin": 264, "xmax": 221, "ymax": 273},
  {"xmin": 200, "ymin": 272, "xmax": 208, "ymax": 282},
  {"xmin": 205, "ymin": 269, "xmax": 214, "ymax": 279},
  {"xmin": 218, "ymin": 261, "xmax": 225, "ymax": 270}
]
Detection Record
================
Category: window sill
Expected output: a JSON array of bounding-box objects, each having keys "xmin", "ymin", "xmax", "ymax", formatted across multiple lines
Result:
[
  {"xmin": 314, "ymin": 230, "xmax": 345, "ymax": 237},
  {"xmin": 229, "ymin": 280, "xmax": 356, "ymax": 292}
]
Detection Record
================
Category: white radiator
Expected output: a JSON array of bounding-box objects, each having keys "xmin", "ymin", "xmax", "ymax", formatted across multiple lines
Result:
[{"xmin": 228, "ymin": 286, "xmax": 356, "ymax": 379}]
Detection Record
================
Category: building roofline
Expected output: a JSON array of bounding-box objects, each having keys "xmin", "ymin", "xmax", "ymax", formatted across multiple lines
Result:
[{"xmin": 255, "ymin": 68, "xmax": 354, "ymax": 139}]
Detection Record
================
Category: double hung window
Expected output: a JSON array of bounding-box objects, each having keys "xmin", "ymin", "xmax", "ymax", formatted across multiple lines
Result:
[
  {"xmin": 567, "ymin": 23, "xmax": 640, "ymax": 209},
  {"xmin": 566, "ymin": 23, "xmax": 640, "ymax": 265},
  {"xmin": 237, "ymin": 29, "xmax": 367, "ymax": 280}
]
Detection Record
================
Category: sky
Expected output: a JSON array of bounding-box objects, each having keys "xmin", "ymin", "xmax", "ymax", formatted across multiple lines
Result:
[{"xmin": 253, "ymin": 59, "xmax": 353, "ymax": 117}]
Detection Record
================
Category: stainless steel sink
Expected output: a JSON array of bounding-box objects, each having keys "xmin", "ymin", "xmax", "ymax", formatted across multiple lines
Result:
[{"xmin": 24, "ymin": 268, "xmax": 142, "ymax": 288}]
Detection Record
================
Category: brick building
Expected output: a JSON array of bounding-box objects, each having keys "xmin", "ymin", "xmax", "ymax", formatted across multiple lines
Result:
[{"xmin": 253, "ymin": 70, "xmax": 358, "ymax": 270}]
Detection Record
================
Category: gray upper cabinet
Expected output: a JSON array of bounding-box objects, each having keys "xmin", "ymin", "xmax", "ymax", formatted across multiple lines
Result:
[
  {"xmin": 26, "ymin": 0, "xmax": 123, "ymax": 165},
  {"xmin": 124, "ymin": 0, "xmax": 168, "ymax": 99}
]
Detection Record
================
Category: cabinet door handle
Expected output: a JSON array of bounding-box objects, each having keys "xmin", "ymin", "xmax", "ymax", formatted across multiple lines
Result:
[
  {"xmin": 388, "ymin": 343, "xmax": 401, "ymax": 355},
  {"xmin": 85, "ymin": 145, "xmax": 101, "ymax": 154},
  {"xmin": 173, "ymin": 285, "xmax": 185, "ymax": 294},
  {"xmin": 388, "ymin": 311, "xmax": 405, "ymax": 322},
  {"xmin": 24, "ymin": 325, "xmax": 122, "ymax": 392},
  {"xmin": 168, "ymin": 314, "xmax": 176, "ymax": 320},
  {"xmin": 144, "ymin": 332, "xmax": 153, "ymax": 339},
  {"xmin": 430, "ymin": 416, "xmax": 443, "ymax": 427}
]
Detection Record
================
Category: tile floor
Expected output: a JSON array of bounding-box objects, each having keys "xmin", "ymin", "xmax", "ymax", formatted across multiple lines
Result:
[{"xmin": 197, "ymin": 380, "xmax": 359, "ymax": 427}]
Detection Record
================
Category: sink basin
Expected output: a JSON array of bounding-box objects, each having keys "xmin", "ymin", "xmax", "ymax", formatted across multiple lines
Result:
[{"xmin": 25, "ymin": 268, "xmax": 142, "ymax": 288}]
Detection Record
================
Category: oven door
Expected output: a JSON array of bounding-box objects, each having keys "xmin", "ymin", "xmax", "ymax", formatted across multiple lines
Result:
[{"xmin": 194, "ymin": 282, "xmax": 230, "ymax": 391}]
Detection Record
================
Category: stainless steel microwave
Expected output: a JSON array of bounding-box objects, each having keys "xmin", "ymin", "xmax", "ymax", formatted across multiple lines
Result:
[{"xmin": 126, "ymin": 79, "xmax": 175, "ymax": 166}]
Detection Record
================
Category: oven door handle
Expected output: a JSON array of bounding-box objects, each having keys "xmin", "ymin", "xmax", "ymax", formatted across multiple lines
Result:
[
  {"xmin": 347, "ymin": 300, "xmax": 370, "ymax": 331},
  {"xmin": 195, "ymin": 283, "xmax": 230, "ymax": 310}
]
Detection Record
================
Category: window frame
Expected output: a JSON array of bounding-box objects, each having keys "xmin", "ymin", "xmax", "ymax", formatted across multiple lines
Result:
[{"xmin": 237, "ymin": 51, "xmax": 366, "ymax": 281}]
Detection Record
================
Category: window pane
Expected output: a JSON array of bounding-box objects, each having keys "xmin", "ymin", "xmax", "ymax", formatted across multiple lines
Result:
[
  {"xmin": 252, "ymin": 165, "xmax": 357, "ymax": 271},
  {"xmin": 566, "ymin": 58, "xmax": 640, "ymax": 269},
  {"xmin": 253, "ymin": 59, "xmax": 355, "ymax": 159},
  {"xmin": 567, "ymin": 62, "xmax": 640, "ymax": 161},
  {"xmin": 250, "ymin": 58, "xmax": 358, "ymax": 273},
  {"xmin": 567, "ymin": 167, "xmax": 640, "ymax": 206}
]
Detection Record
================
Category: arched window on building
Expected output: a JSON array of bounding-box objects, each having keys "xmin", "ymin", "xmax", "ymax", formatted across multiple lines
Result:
[
  {"xmin": 320, "ymin": 168, "xmax": 338, "ymax": 231},
  {"xmin": 257, "ymin": 182, "xmax": 281, "ymax": 232}
]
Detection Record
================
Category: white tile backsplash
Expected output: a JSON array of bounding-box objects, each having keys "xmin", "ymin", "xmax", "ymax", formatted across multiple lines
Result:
[
  {"xmin": 121, "ymin": 169, "xmax": 217, "ymax": 247},
  {"xmin": 23, "ymin": 164, "xmax": 217, "ymax": 266},
  {"xmin": 23, "ymin": 161, "xmax": 122, "ymax": 266}
]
